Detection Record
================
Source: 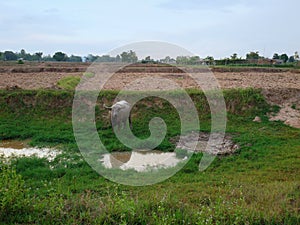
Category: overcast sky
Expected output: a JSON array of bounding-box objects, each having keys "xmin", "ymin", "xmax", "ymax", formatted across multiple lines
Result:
[{"xmin": 0, "ymin": 0, "xmax": 299, "ymax": 59}]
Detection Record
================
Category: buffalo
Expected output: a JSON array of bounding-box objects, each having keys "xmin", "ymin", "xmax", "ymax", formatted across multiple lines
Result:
[{"xmin": 104, "ymin": 100, "xmax": 132, "ymax": 130}]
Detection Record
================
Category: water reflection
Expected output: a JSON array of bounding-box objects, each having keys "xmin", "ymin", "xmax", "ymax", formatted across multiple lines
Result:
[{"xmin": 100, "ymin": 150, "xmax": 187, "ymax": 172}]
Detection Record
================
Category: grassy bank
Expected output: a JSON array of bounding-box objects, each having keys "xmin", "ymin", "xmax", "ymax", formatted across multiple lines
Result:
[{"xmin": 0, "ymin": 89, "xmax": 299, "ymax": 224}]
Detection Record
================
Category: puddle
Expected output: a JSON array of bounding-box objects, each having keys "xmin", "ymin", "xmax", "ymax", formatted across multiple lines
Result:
[
  {"xmin": 0, "ymin": 140, "xmax": 61, "ymax": 161},
  {"xmin": 99, "ymin": 150, "xmax": 187, "ymax": 172},
  {"xmin": 99, "ymin": 132, "xmax": 239, "ymax": 172},
  {"xmin": 0, "ymin": 139, "xmax": 30, "ymax": 149}
]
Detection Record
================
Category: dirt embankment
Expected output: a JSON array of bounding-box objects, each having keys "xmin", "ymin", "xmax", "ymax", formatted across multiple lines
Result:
[
  {"xmin": 1, "ymin": 62, "xmax": 299, "ymax": 128},
  {"xmin": 215, "ymin": 72, "xmax": 300, "ymax": 129}
]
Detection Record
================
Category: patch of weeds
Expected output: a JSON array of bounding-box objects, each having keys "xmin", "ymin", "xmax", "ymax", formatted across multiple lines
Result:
[
  {"xmin": 0, "ymin": 164, "xmax": 31, "ymax": 222},
  {"xmin": 57, "ymin": 76, "xmax": 80, "ymax": 90}
]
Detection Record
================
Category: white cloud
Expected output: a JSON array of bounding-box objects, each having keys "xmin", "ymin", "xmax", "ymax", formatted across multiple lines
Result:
[{"xmin": 0, "ymin": 0, "xmax": 299, "ymax": 58}]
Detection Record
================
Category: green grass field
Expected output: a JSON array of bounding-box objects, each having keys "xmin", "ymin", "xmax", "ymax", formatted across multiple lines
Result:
[{"xmin": 0, "ymin": 89, "xmax": 299, "ymax": 224}]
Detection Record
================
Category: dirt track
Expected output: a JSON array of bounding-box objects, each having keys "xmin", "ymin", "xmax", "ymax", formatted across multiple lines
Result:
[{"xmin": 0, "ymin": 62, "xmax": 299, "ymax": 128}]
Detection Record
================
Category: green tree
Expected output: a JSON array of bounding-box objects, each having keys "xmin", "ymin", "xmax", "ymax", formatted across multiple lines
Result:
[
  {"xmin": 85, "ymin": 54, "xmax": 98, "ymax": 62},
  {"xmin": 42, "ymin": 54, "xmax": 54, "ymax": 61},
  {"xmin": 141, "ymin": 56, "xmax": 153, "ymax": 63},
  {"xmin": 53, "ymin": 52, "xmax": 68, "ymax": 61},
  {"xmin": 163, "ymin": 56, "xmax": 171, "ymax": 63},
  {"xmin": 189, "ymin": 56, "xmax": 200, "ymax": 64},
  {"xmin": 246, "ymin": 51, "xmax": 260, "ymax": 60},
  {"xmin": 19, "ymin": 49, "xmax": 33, "ymax": 60},
  {"xmin": 3, "ymin": 51, "xmax": 17, "ymax": 61},
  {"xmin": 97, "ymin": 55, "xmax": 116, "ymax": 62},
  {"xmin": 231, "ymin": 53, "xmax": 238, "ymax": 60},
  {"xmin": 20, "ymin": 49, "xmax": 26, "ymax": 58},
  {"xmin": 176, "ymin": 56, "xmax": 189, "ymax": 64},
  {"xmin": 68, "ymin": 55, "xmax": 82, "ymax": 62},
  {"xmin": 294, "ymin": 51, "xmax": 299, "ymax": 61},
  {"xmin": 288, "ymin": 56, "xmax": 295, "ymax": 63},
  {"xmin": 35, "ymin": 52, "xmax": 43, "ymax": 62},
  {"xmin": 120, "ymin": 50, "xmax": 138, "ymax": 63},
  {"xmin": 129, "ymin": 50, "xmax": 138, "ymax": 62},
  {"xmin": 272, "ymin": 53, "xmax": 279, "ymax": 59},
  {"xmin": 279, "ymin": 54, "xmax": 288, "ymax": 63},
  {"xmin": 160, "ymin": 56, "xmax": 176, "ymax": 64},
  {"xmin": 120, "ymin": 52, "xmax": 128, "ymax": 62},
  {"xmin": 204, "ymin": 56, "xmax": 215, "ymax": 65},
  {"xmin": 116, "ymin": 55, "xmax": 121, "ymax": 62}
]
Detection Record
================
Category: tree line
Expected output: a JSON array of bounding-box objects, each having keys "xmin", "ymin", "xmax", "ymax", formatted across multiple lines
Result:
[
  {"xmin": 0, "ymin": 50, "xmax": 83, "ymax": 62},
  {"xmin": 0, "ymin": 49, "xmax": 299, "ymax": 65},
  {"xmin": 0, "ymin": 49, "xmax": 139, "ymax": 63}
]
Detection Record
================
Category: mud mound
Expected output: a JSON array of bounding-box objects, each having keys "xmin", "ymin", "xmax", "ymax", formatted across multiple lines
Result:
[
  {"xmin": 171, "ymin": 132, "xmax": 239, "ymax": 155},
  {"xmin": 262, "ymin": 88, "xmax": 300, "ymax": 128},
  {"xmin": 262, "ymin": 88, "xmax": 300, "ymax": 106},
  {"xmin": 269, "ymin": 104, "xmax": 300, "ymax": 128}
]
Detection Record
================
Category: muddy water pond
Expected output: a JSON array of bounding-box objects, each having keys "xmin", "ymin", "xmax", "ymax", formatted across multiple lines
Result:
[
  {"xmin": 0, "ymin": 140, "xmax": 61, "ymax": 161},
  {"xmin": 99, "ymin": 132, "xmax": 239, "ymax": 172},
  {"xmin": 99, "ymin": 150, "xmax": 188, "ymax": 172}
]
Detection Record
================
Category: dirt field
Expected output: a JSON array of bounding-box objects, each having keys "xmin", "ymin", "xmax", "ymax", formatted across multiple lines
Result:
[
  {"xmin": 0, "ymin": 62, "xmax": 299, "ymax": 90},
  {"xmin": 1, "ymin": 62, "xmax": 299, "ymax": 128}
]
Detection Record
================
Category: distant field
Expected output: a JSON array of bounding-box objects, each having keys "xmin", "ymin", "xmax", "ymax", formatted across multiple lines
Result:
[{"xmin": 0, "ymin": 61, "xmax": 299, "ymax": 91}]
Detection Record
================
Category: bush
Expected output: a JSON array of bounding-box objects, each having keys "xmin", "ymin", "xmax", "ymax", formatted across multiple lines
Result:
[{"xmin": 0, "ymin": 164, "xmax": 30, "ymax": 219}]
